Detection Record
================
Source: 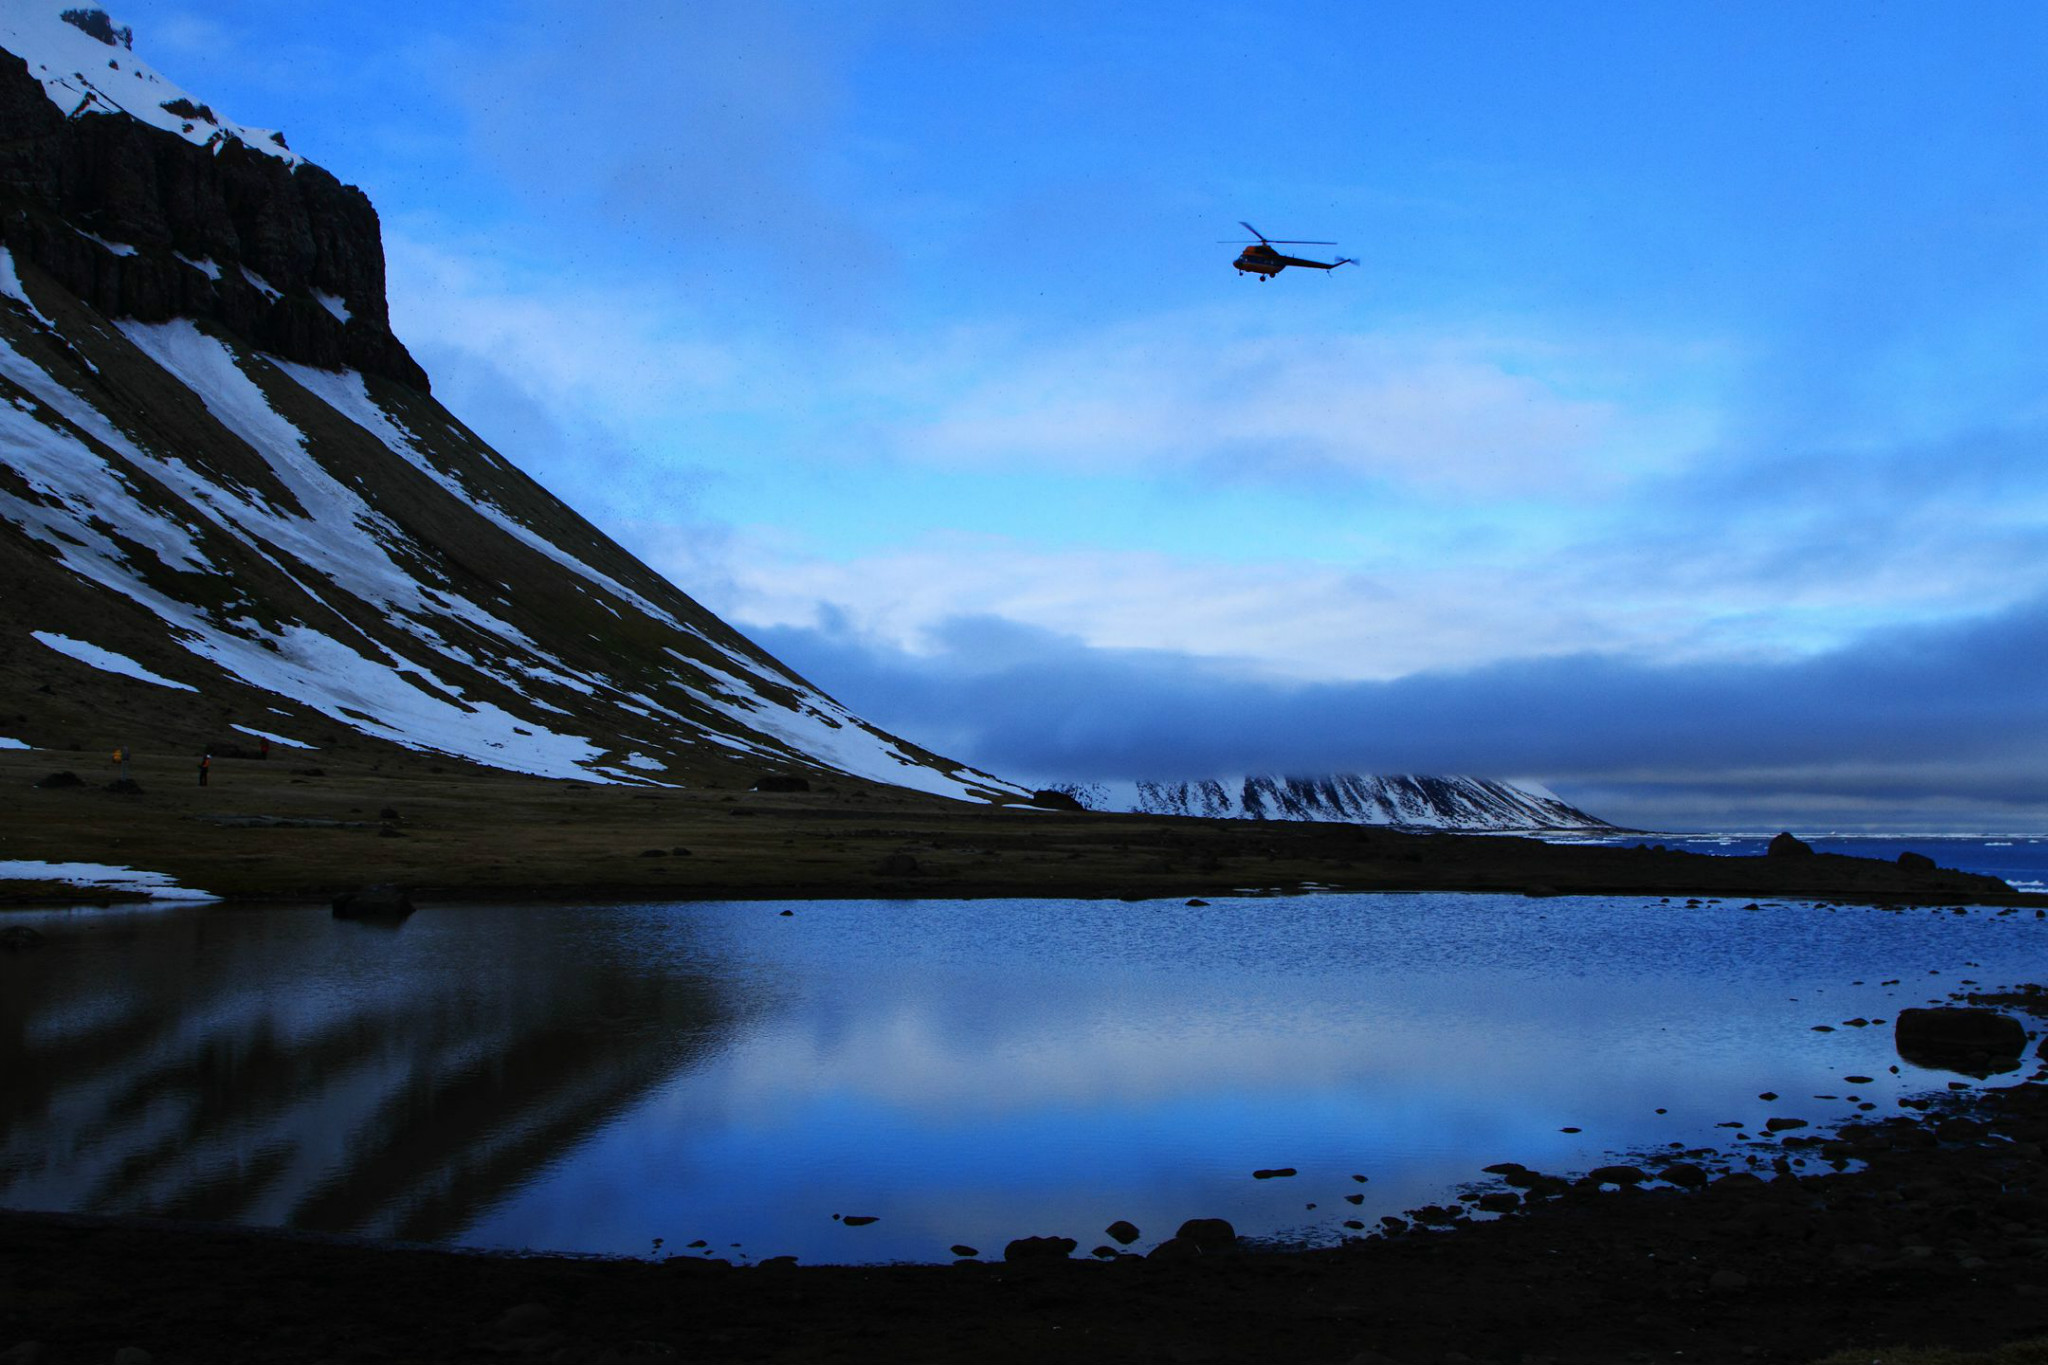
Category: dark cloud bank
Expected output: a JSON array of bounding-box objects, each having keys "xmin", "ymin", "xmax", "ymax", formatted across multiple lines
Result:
[{"xmin": 755, "ymin": 598, "xmax": 2048, "ymax": 832}]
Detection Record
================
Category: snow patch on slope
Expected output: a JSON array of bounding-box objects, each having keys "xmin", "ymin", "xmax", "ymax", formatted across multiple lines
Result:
[
  {"xmin": 0, "ymin": 5, "xmax": 300, "ymax": 164},
  {"xmin": 32, "ymin": 629, "xmax": 197, "ymax": 691},
  {"xmin": 0, "ymin": 858, "xmax": 216, "ymax": 901}
]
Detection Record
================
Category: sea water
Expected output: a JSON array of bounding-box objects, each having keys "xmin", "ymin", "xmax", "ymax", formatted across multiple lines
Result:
[{"xmin": 0, "ymin": 881, "xmax": 2040, "ymax": 1265}]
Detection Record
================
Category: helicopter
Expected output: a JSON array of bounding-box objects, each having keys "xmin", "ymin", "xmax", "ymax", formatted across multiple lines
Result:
[{"xmin": 1223, "ymin": 222, "xmax": 1355, "ymax": 281}]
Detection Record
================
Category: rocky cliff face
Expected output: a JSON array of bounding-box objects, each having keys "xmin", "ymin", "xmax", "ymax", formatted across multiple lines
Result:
[
  {"xmin": 0, "ymin": 8, "xmax": 1022, "ymax": 802},
  {"xmin": 0, "ymin": 35, "xmax": 425, "ymax": 388}
]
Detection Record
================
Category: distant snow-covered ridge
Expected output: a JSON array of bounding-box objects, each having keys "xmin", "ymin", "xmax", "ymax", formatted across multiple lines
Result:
[{"xmin": 1056, "ymin": 775, "xmax": 1614, "ymax": 831}]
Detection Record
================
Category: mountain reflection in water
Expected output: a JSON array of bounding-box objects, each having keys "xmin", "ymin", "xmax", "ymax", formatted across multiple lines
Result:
[
  {"xmin": 0, "ymin": 903, "xmax": 732, "ymax": 1242},
  {"xmin": 1, "ymin": 890, "xmax": 2041, "ymax": 1265}
]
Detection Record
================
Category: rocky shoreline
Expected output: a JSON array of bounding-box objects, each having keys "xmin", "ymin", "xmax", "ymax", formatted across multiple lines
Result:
[{"xmin": 3, "ymin": 990, "xmax": 2044, "ymax": 1365}]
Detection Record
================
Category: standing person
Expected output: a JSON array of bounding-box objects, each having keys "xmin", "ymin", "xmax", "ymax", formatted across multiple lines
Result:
[
  {"xmin": 198, "ymin": 752, "xmax": 210, "ymax": 787},
  {"xmin": 111, "ymin": 745, "xmax": 127, "ymax": 780}
]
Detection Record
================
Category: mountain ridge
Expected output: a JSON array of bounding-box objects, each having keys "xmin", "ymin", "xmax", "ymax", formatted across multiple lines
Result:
[
  {"xmin": 0, "ymin": 5, "xmax": 1023, "ymax": 802},
  {"xmin": 1056, "ymin": 773, "xmax": 1615, "ymax": 831}
]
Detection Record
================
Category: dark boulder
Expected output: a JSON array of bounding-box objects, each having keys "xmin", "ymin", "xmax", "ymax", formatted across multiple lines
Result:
[
  {"xmin": 1895, "ymin": 1007, "xmax": 2027, "ymax": 1076},
  {"xmin": 752, "ymin": 775, "xmax": 811, "ymax": 793},
  {"xmin": 1104, "ymin": 1219, "xmax": 1140, "ymax": 1245},
  {"xmin": 331, "ymin": 884, "xmax": 415, "ymax": 920},
  {"xmin": 1587, "ymin": 1164, "xmax": 1646, "ymax": 1186},
  {"xmin": 1, "ymin": 924, "xmax": 47, "ymax": 952},
  {"xmin": 1029, "ymin": 789, "xmax": 1085, "ymax": 811},
  {"xmin": 32, "ymin": 771, "xmax": 83, "ymax": 789},
  {"xmin": 1001, "ymin": 1235, "xmax": 1076, "ymax": 1263},
  {"xmin": 1173, "ymin": 1218, "xmax": 1237, "ymax": 1252},
  {"xmin": 1767, "ymin": 831, "xmax": 1814, "ymax": 857}
]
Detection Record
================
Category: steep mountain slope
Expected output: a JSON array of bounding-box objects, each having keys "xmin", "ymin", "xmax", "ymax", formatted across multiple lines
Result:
[
  {"xmin": 0, "ymin": 7, "xmax": 1021, "ymax": 801},
  {"xmin": 1059, "ymin": 774, "xmax": 1615, "ymax": 831}
]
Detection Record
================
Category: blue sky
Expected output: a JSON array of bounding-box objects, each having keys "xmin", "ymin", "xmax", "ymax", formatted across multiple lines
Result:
[{"xmin": 99, "ymin": 0, "xmax": 2048, "ymax": 829}]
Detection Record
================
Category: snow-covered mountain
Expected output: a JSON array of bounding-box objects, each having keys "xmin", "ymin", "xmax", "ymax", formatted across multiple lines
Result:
[
  {"xmin": 1055, "ymin": 775, "xmax": 1615, "ymax": 831},
  {"xmin": 0, "ymin": 6, "xmax": 1023, "ymax": 801}
]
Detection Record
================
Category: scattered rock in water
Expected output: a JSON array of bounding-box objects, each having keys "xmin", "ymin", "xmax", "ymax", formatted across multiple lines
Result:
[
  {"xmin": 1657, "ymin": 1163, "xmax": 1708, "ymax": 1188},
  {"xmin": 1345, "ymin": 1193, "xmax": 1365, "ymax": 1205},
  {"xmin": 840, "ymin": 1215, "xmax": 878, "ymax": 1227},
  {"xmin": 1105, "ymin": 1219, "xmax": 1140, "ymax": 1245},
  {"xmin": 1476, "ymin": 1191, "xmax": 1520, "ymax": 1213},
  {"xmin": 1587, "ymin": 1165, "xmax": 1646, "ymax": 1186},
  {"xmin": 950, "ymin": 1245, "xmax": 978, "ymax": 1258},
  {"xmin": 1895, "ymin": 1006, "xmax": 2028, "ymax": 1076},
  {"xmin": 1767, "ymin": 831, "xmax": 1815, "ymax": 857},
  {"xmin": 1252, "ymin": 1167, "xmax": 1297, "ymax": 1180},
  {"xmin": 33, "ymin": 771, "xmax": 83, "ymax": 789},
  {"xmin": 1002, "ymin": 1235, "xmax": 1076, "ymax": 1263},
  {"xmin": 779, "ymin": 909, "xmax": 794, "ymax": 917},
  {"xmin": 1343, "ymin": 1218, "xmax": 1367, "ymax": 1230},
  {"xmin": 1185, "ymin": 898, "xmax": 1209, "ymax": 907},
  {"xmin": 1559, "ymin": 1126, "xmax": 1582, "ymax": 1134},
  {"xmin": 331, "ymin": 884, "xmax": 415, "ymax": 920},
  {"xmin": 1758, "ymin": 1092, "xmax": 1778, "ymax": 1101},
  {"xmin": 1089, "ymin": 1245, "xmax": 1119, "ymax": 1259},
  {"xmin": 0, "ymin": 925, "xmax": 47, "ymax": 952},
  {"xmin": 1351, "ymin": 1173, "xmax": 1369, "ymax": 1183},
  {"xmin": 1764, "ymin": 1117, "xmax": 1809, "ymax": 1132}
]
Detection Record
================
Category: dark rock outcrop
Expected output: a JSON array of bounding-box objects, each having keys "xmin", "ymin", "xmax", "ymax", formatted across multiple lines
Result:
[
  {"xmin": 1897, "ymin": 850, "xmax": 1938, "ymax": 872},
  {"xmin": 1767, "ymin": 832, "xmax": 1815, "ymax": 857},
  {"xmin": 330, "ymin": 884, "xmax": 415, "ymax": 920},
  {"xmin": 1895, "ymin": 1007, "xmax": 2027, "ymax": 1077},
  {"xmin": 0, "ymin": 49, "xmax": 426, "ymax": 389},
  {"xmin": 0, "ymin": 924, "xmax": 47, "ymax": 951},
  {"xmin": 1000, "ymin": 1235, "xmax": 1076, "ymax": 1263},
  {"xmin": 1029, "ymin": 788, "xmax": 1085, "ymax": 812}
]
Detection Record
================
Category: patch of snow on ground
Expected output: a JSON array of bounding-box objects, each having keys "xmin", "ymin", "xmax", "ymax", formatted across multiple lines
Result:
[
  {"xmin": 276, "ymin": 362, "xmax": 695, "ymax": 634},
  {"xmin": 238, "ymin": 266, "xmax": 280, "ymax": 301},
  {"xmin": 0, "ymin": 245, "xmax": 57, "ymax": 328},
  {"xmin": 175, "ymin": 253, "xmax": 222, "ymax": 281},
  {"xmin": 313, "ymin": 292, "xmax": 350, "ymax": 323},
  {"xmin": 0, "ymin": 736, "xmax": 29, "ymax": 750},
  {"xmin": 0, "ymin": 8, "xmax": 303, "ymax": 166},
  {"xmin": 32, "ymin": 630, "xmax": 198, "ymax": 691},
  {"xmin": 229, "ymin": 724, "xmax": 312, "ymax": 750},
  {"xmin": 0, "ymin": 859, "xmax": 216, "ymax": 901},
  {"xmin": 77, "ymin": 230, "xmax": 136, "ymax": 257}
]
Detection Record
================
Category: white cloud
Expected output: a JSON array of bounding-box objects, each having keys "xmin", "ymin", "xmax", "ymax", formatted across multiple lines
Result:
[{"xmin": 894, "ymin": 321, "xmax": 1644, "ymax": 493}]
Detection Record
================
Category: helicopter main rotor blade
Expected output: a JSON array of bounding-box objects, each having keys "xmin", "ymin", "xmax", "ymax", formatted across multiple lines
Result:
[
  {"xmin": 1239, "ymin": 221, "xmax": 1269, "ymax": 243},
  {"xmin": 1260, "ymin": 239, "xmax": 1337, "ymax": 245}
]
